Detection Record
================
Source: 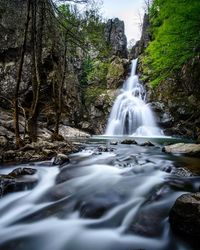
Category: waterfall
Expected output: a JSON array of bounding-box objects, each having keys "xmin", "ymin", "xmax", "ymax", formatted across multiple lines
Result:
[{"xmin": 105, "ymin": 59, "xmax": 163, "ymax": 136}]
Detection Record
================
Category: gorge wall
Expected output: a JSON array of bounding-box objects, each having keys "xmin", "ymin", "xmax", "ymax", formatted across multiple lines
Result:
[
  {"xmin": 0, "ymin": 0, "xmax": 129, "ymax": 137},
  {"xmin": 0, "ymin": 0, "xmax": 82, "ymax": 129},
  {"xmin": 131, "ymin": 14, "xmax": 200, "ymax": 140}
]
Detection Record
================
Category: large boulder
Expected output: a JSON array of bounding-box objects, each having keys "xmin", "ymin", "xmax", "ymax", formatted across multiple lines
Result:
[
  {"xmin": 163, "ymin": 143, "xmax": 200, "ymax": 157},
  {"xmin": 169, "ymin": 193, "xmax": 200, "ymax": 242}
]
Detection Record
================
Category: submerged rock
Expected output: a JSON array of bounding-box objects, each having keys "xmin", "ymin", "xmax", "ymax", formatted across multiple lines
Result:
[
  {"xmin": 169, "ymin": 193, "xmax": 200, "ymax": 241},
  {"xmin": 163, "ymin": 143, "xmax": 200, "ymax": 157}
]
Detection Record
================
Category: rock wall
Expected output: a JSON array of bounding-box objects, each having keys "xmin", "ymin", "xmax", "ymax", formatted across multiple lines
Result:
[
  {"xmin": 80, "ymin": 18, "xmax": 129, "ymax": 134},
  {"xmin": 105, "ymin": 18, "xmax": 128, "ymax": 59},
  {"xmin": 148, "ymin": 56, "xmax": 200, "ymax": 139},
  {"xmin": 0, "ymin": 0, "xmax": 82, "ymax": 129},
  {"xmin": 130, "ymin": 14, "xmax": 150, "ymax": 59},
  {"xmin": 0, "ymin": 1, "xmax": 130, "ymax": 136},
  {"xmin": 134, "ymin": 14, "xmax": 200, "ymax": 140}
]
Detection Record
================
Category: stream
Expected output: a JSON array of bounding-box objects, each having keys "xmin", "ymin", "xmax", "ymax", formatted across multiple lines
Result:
[{"xmin": 0, "ymin": 138, "xmax": 200, "ymax": 250}]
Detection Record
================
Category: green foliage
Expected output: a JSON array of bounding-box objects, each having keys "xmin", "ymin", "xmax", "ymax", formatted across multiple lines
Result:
[
  {"xmin": 107, "ymin": 61, "xmax": 124, "ymax": 79},
  {"xmin": 80, "ymin": 57, "xmax": 94, "ymax": 86},
  {"xmin": 143, "ymin": 0, "xmax": 200, "ymax": 87},
  {"xmin": 87, "ymin": 60, "xmax": 109, "ymax": 85},
  {"xmin": 84, "ymin": 86, "xmax": 106, "ymax": 105},
  {"xmin": 58, "ymin": 1, "xmax": 110, "ymax": 57}
]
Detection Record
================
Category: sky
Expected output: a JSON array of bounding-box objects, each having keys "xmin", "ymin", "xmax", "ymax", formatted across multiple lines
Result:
[{"xmin": 101, "ymin": 0, "xmax": 145, "ymax": 43}]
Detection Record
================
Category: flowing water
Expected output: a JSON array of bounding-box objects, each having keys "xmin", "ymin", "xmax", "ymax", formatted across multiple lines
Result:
[
  {"xmin": 106, "ymin": 59, "xmax": 163, "ymax": 136},
  {"xmin": 0, "ymin": 139, "xmax": 200, "ymax": 250}
]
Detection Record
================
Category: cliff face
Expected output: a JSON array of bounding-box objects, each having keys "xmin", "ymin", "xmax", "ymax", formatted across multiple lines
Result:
[
  {"xmin": 105, "ymin": 18, "xmax": 128, "ymax": 59},
  {"xmin": 79, "ymin": 19, "xmax": 129, "ymax": 134},
  {"xmin": 148, "ymin": 56, "xmax": 200, "ymax": 139},
  {"xmin": 130, "ymin": 14, "xmax": 150, "ymax": 59},
  {"xmin": 0, "ymin": 1, "xmax": 129, "ymax": 136},
  {"xmin": 0, "ymin": 0, "xmax": 82, "ymax": 128},
  {"xmin": 135, "ymin": 14, "xmax": 200, "ymax": 140}
]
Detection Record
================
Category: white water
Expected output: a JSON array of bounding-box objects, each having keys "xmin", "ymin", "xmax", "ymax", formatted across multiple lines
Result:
[
  {"xmin": 105, "ymin": 59, "xmax": 163, "ymax": 137},
  {"xmin": 0, "ymin": 145, "xmax": 197, "ymax": 250}
]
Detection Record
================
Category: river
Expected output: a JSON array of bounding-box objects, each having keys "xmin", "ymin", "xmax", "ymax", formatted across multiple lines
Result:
[{"xmin": 0, "ymin": 138, "xmax": 199, "ymax": 250}]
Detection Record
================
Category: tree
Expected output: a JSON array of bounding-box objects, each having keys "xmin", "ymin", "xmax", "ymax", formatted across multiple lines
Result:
[
  {"xmin": 27, "ymin": 0, "xmax": 45, "ymax": 142},
  {"xmin": 14, "ymin": 0, "xmax": 31, "ymax": 147},
  {"xmin": 143, "ymin": 0, "xmax": 200, "ymax": 86}
]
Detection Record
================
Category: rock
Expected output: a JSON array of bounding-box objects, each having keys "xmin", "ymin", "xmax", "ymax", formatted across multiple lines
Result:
[
  {"xmin": 59, "ymin": 125, "xmax": 90, "ymax": 139},
  {"xmin": 110, "ymin": 141, "xmax": 118, "ymax": 145},
  {"xmin": 169, "ymin": 193, "xmax": 200, "ymax": 241},
  {"xmin": 121, "ymin": 139, "xmax": 137, "ymax": 145},
  {"xmin": 9, "ymin": 167, "xmax": 37, "ymax": 178},
  {"xmin": 74, "ymin": 192, "xmax": 123, "ymax": 219},
  {"xmin": 163, "ymin": 143, "xmax": 200, "ymax": 157},
  {"xmin": 0, "ymin": 139, "xmax": 77, "ymax": 164},
  {"xmin": 140, "ymin": 141, "xmax": 154, "ymax": 147},
  {"xmin": 53, "ymin": 154, "xmax": 70, "ymax": 166},
  {"xmin": 97, "ymin": 146, "xmax": 114, "ymax": 153},
  {"xmin": 105, "ymin": 18, "xmax": 128, "ymax": 58},
  {"xmin": 84, "ymin": 90, "xmax": 118, "ymax": 134},
  {"xmin": 130, "ymin": 14, "xmax": 150, "ymax": 59},
  {"xmin": 106, "ymin": 57, "xmax": 129, "ymax": 89},
  {"xmin": 0, "ymin": 125, "xmax": 14, "ymax": 139},
  {"xmin": 0, "ymin": 135, "xmax": 8, "ymax": 147},
  {"xmin": 0, "ymin": 0, "xmax": 83, "ymax": 133},
  {"xmin": 0, "ymin": 167, "xmax": 37, "ymax": 197}
]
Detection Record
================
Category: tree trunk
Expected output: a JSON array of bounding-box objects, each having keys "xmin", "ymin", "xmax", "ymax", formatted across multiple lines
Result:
[
  {"xmin": 28, "ymin": 0, "xmax": 45, "ymax": 142},
  {"xmin": 14, "ymin": 0, "xmax": 31, "ymax": 147},
  {"xmin": 54, "ymin": 37, "xmax": 67, "ymax": 139}
]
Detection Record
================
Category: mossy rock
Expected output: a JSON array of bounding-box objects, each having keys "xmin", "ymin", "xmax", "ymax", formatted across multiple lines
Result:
[
  {"xmin": 87, "ymin": 60, "xmax": 109, "ymax": 86},
  {"xmin": 106, "ymin": 58, "xmax": 126, "ymax": 89},
  {"xmin": 84, "ymin": 87, "xmax": 107, "ymax": 106}
]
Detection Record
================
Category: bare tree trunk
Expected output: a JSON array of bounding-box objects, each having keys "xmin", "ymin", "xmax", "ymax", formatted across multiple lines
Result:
[
  {"xmin": 53, "ymin": 37, "xmax": 67, "ymax": 139},
  {"xmin": 14, "ymin": 0, "xmax": 31, "ymax": 147},
  {"xmin": 28, "ymin": 0, "xmax": 45, "ymax": 142}
]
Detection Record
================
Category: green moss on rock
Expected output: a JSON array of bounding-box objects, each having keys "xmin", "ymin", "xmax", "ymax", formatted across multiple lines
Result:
[{"xmin": 84, "ymin": 86, "xmax": 107, "ymax": 105}]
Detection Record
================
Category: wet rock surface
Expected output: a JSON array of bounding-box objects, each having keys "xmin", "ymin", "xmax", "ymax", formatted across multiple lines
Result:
[
  {"xmin": 169, "ymin": 193, "xmax": 200, "ymax": 242},
  {"xmin": 0, "ymin": 167, "xmax": 37, "ymax": 197},
  {"xmin": 0, "ymin": 139, "xmax": 78, "ymax": 164},
  {"xmin": 0, "ymin": 107, "xmax": 88, "ymax": 164},
  {"xmin": 140, "ymin": 141, "xmax": 155, "ymax": 147},
  {"xmin": 121, "ymin": 139, "xmax": 138, "ymax": 145},
  {"xmin": 163, "ymin": 143, "xmax": 200, "ymax": 157},
  {"xmin": 53, "ymin": 154, "xmax": 70, "ymax": 166}
]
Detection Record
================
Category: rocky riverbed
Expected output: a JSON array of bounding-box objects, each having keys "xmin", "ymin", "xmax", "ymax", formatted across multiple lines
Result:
[
  {"xmin": 0, "ymin": 138, "xmax": 200, "ymax": 250},
  {"xmin": 0, "ymin": 107, "xmax": 90, "ymax": 164}
]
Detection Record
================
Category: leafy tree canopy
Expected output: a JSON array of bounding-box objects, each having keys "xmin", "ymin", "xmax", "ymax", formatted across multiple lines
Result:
[{"xmin": 143, "ymin": 0, "xmax": 200, "ymax": 86}]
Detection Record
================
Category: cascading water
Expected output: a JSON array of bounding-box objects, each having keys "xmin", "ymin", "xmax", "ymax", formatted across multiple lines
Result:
[{"xmin": 105, "ymin": 59, "xmax": 163, "ymax": 136}]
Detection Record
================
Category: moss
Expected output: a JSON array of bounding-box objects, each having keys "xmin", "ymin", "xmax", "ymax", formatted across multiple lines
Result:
[
  {"xmin": 84, "ymin": 86, "xmax": 107, "ymax": 105},
  {"xmin": 87, "ymin": 60, "xmax": 109, "ymax": 85},
  {"xmin": 107, "ymin": 61, "xmax": 124, "ymax": 79}
]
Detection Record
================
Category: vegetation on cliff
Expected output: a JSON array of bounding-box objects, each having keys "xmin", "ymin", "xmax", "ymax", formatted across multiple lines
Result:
[
  {"xmin": 143, "ymin": 0, "xmax": 200, "ymax": 86},
  {"xmin": 1, "ymin": 0, "xmax": 107, "ymax": 147}
]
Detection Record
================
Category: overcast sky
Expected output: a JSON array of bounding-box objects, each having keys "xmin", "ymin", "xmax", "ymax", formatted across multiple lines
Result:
[{"xmin": 102, "ymin": 0, "xmax": 145, "ymax": 43}]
